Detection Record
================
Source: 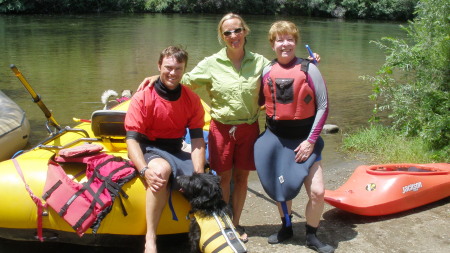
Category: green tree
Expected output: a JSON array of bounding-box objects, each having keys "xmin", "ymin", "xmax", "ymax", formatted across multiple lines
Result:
[
  {"xmin": 0, "ymin": 0, "xmax": 146, "ymax": 13},
  {"xmin": 341, "ymin": 0, "xmax": 417, "ymax": 19},
  {"xmin": 365, "ymin": 0, "xmax": 449, "ymax": 152},
  {"xmin": 1, "ymin": 0, "xmax": 418, "ymax": 19}
]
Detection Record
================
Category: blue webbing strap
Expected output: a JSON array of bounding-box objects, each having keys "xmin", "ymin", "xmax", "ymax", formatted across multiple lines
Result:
[
  {"xmin": 281, "ymin": 201, "xmax": 291, "ymax": 227},
  {"xmin": 168, "ymin": 187, "xmax": 178, "ymax": 221}
]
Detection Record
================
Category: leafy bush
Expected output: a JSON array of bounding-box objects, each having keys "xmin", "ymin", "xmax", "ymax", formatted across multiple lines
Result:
[{"xmin": 364, "ymin": 0, "xmax": 449, "ymax": 151}]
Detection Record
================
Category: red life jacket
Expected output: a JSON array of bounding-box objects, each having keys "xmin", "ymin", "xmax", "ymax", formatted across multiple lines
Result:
[
  {"xmin": 42, "ymin": 145, "xmax": 136, "ymax": 236},
  {"xmin": 263, "ymin": 58, "xmax": 316, "ymax": 121}
]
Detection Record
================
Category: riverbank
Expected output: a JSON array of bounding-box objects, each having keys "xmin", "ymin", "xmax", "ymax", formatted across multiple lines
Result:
[{"xmin": 1, "ymin": 134, "xmax": 448, "ymax": 253}]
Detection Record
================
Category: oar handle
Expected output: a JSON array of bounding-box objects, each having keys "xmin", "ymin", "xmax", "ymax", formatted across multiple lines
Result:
[
  {"xmin": 10, "ymin": 64, "xmax": 61, "ymax": 130},
  {"xmin": 10, "ymin": 65, "xmax": 39, "ymax": 99}
]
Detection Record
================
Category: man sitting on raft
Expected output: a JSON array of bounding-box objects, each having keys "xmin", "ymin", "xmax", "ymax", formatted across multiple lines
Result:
[{"xmin": 125, "ymin": 46, "xmax": 206, "ymax": 253}]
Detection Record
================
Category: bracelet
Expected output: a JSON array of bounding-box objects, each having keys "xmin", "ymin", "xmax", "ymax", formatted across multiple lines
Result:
[{"xmin": 139, "ymin": 166, "xmax": 149, "ymax": 177}]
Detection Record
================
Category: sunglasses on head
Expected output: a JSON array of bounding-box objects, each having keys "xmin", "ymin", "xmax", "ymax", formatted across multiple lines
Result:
[{"xmin": 223, "ymin": 27, "xmax": 243, "ymax": 36}]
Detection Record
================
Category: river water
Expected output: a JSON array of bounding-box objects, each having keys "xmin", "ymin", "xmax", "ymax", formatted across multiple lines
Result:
[{"xmin": 0, "ymin": 14, "xmax": 405, "ymax": 252}]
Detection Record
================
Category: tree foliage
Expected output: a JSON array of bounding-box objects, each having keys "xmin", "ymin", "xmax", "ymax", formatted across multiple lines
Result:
[
  {"xmin": 0, "ymin": 0, "xmax": 146, "ymax": 14},
  {"xmin": 364, "ymin": 0, "xmax": 449, "ymax": 151},
  {"xmin": 1, "ymin": 0, "xmax": 417, "ymax": 20}
]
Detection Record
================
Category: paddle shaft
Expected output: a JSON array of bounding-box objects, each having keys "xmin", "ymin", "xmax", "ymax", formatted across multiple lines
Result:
[
  {"xmin": 305, "ymin": 44, "xmax": 318, "ymax": 65},
  {"xmin": 10, "ymin": 64, "xmax": 61, "ymax": 130}
]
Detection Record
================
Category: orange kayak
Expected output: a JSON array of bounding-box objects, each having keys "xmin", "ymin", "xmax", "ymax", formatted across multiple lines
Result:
[{"xmin": 324, "ymin": 163, "xmax": 450, "ymax": 216}]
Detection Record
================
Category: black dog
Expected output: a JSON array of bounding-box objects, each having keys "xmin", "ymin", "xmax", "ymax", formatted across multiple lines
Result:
[{"xmin": 177, "ymin": 173, "xmax": 247, "ymax": 253}]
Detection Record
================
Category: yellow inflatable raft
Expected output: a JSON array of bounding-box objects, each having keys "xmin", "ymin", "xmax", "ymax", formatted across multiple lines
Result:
[{"xmin": 0, "ymin": 99, "xmax": 211, "ymax": 246}]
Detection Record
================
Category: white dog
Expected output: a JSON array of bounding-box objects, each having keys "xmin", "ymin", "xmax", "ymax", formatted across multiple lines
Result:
[{"xmin": 101, "ymin": 90, "xmax": 132, "ymax": 109}]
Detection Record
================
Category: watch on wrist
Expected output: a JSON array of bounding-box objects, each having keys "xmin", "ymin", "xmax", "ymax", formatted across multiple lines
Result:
[{"xmin": 139, "ymin": 166, "xmax": 149, "ymax": 177}]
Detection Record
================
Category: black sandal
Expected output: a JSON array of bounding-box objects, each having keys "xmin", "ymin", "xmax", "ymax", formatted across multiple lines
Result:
[{"xmin": 235, "ymin": 225, "xmax": 248, "ymax": 243}]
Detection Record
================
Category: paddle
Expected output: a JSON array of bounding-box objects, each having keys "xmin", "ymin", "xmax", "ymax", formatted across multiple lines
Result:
[
  {"xmin": 305, "ymin": 44, "xmax": 318, "ymax": 65},
  {"xmin": 10, "ymin": 64, "xmax": 62, "ymax": 131}
]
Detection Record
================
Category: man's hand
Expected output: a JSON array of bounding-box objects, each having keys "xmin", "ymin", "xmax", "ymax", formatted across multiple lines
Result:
[{"xmin": 143, "ymin": 166, "xmax": 167, "ymax": 192}]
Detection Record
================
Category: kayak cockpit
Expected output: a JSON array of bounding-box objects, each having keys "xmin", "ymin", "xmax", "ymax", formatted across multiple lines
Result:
[{"xmin": 367, "ymin": 164, "xmax": 449, "ymax": 176}]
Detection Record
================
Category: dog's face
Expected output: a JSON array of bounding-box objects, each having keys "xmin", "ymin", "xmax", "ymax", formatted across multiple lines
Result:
[
  {"xmin": 121, "ymin": 90, "xmax": 133, "ymax": 98},
  {"xmin": 177, "ymin": 173, "xmax": 224, "ymax": 212}
]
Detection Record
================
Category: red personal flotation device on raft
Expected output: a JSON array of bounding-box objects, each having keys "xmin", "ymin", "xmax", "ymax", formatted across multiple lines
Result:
[
  {"xmin": 263, "ymin": 58, "xmax": 316, "ymax": 121},
  {"xmin": 42, "ymin": 144, "xmax": 137, "ymax": 237}
]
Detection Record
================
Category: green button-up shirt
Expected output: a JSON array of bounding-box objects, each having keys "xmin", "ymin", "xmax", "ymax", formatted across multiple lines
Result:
[{"xmin": 182, "ymin": 47, "xmax": 270, "ymax": 125}]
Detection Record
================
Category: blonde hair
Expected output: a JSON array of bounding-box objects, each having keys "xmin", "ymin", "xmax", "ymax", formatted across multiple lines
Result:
[
  {"xmin": 217, "ymin": 13, "xmax": 250, "ymax": 45},
  {"xmin": 268, "ymin": 21, "xmax": 300, "ymax": 46}
]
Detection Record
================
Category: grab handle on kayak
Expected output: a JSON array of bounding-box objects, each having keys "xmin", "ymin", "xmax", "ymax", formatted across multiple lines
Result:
[{"xmin": 10, "ymin": 64, "xmax": 61, "ymax": 131}]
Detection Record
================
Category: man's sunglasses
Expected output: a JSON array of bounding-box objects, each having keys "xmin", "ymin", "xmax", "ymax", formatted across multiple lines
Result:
[{"xmin": 223, "ymin": 28, "xmax": 244, "ymax": 36}]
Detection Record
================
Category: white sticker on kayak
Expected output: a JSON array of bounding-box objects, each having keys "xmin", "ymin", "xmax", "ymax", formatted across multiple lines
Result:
[
  {"xmin": 402, "ymin": 182, "xmax": 422, "ymax": 194},
  {"xmin": 279, "ymin": 175, "xmax": 284, "ymax": 184}
]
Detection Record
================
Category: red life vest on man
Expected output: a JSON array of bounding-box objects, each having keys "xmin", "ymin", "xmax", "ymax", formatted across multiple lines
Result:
[
  {"xmin": 42, "ymin": 144, "xmax": 136, "ymax": 236},
  {"xmin": 263, "ymin": 58, "xmax": 316, "ymax": 121}
]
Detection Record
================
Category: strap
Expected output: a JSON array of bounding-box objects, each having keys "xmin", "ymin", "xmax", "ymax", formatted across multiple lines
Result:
[
  {"xmin": 116, "ymin": 194, "xmax": 128, "ymax": 216},
  {"xmin": 281, "ymin": 201, "xmax": 291, "ymax": 227},
  {"xmin": 265, "ymin": 60, "xmax": 277, "ymax": 118},
  {"xmin": 300, "ymin": 58, "xmax": 310, "ymax": 83},
  {"xmin": 58, "ymin": 172, "xmax": 104, "ymax": 216},
  {"xmin": 97, "ymin": 161, "xmax": 131, "ymax": 199},
  {"xmin": 214, "ymin": 212, "xmax": 247, "ymax": 253},
  {"xmin": 42, "ymin": 180, "xmax": 62, "ymax": 200},
  {"xmin": 267, "ymin": 77, "xmax": 277, "ymax": 120},
  {"xmin": 212, "ymin": 242, "xmax": 229, "ymax": 253},
  {"xmin": 73, "ymin": 199, "xmax": 97, "ymax": 231},
  {"xmin": 202, "ymin": 231, "xmax": 223, "ymax": 252},
  {"xmin": 12, "ymin": 159, "xmax": 47, "ymax": 242},
  {"xmin": 219, "ymin": 211, "xmax": 232, "ymax": 230},
  {"xmin": 300, "ymin": 58, "xmax": 310, "ymax": 73},
  {"xmin": 72, "ymin": 170, "xmax": 111, "ymax": 231},
  {"xmin": 168, "ymin": 187, "xmax": 178, "ymax": 221}
]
